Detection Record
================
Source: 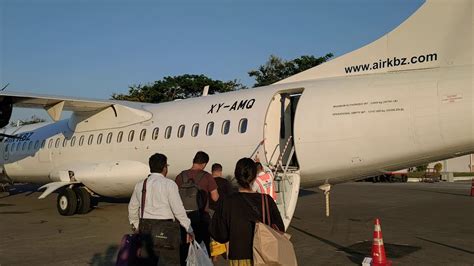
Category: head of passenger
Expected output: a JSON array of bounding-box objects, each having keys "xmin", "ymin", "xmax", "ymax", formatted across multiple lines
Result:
[
  {"xmin": 149, "ymin": 153, "xmax": 168, "ymax": 177},
  {"xmin": 255, "ymin": 162, "xmax": 264, "ymax": 174},
  {"xmin": 212, "ymin": 163, "xmax": 223, "ymax": 178},
  {"xmin": 234, "ymin": 158, "xmax": 257, "ymax": 189},
  {"xmin": 193, "ymin": 151, "xmax": 209, "ymax": 170}
]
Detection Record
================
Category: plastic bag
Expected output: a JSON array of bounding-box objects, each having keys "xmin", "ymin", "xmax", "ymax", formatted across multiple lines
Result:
[{"xmin": 186, "ymin": 240, "xmax": 213, "ymax": 266}]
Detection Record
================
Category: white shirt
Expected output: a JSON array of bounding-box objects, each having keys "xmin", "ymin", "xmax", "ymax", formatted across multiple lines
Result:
[{"xmin": 128, "ymin": 173, "xmax": 193, "ymax": 233}]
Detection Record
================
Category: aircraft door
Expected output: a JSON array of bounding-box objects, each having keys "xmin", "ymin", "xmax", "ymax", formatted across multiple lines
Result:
[{"xmin": 263, "ymin": 89, "xmax": 303, "ymax": 230}]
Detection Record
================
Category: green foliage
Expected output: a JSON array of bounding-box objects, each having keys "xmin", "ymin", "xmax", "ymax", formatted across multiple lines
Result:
[
  {"xmin": 111, "ymin": 74, "xmax": 247, "ymax": 103},
  {"xmin": 415, "ymin": 164, "xmax": 429, "ymax": 172},
  {"xmin": 10, "ymin": 115, "xmax": 46, "ymax": 127},
  {"xmin": 248, "ymin": 53, "xmax": 334, "ymax": 87}
]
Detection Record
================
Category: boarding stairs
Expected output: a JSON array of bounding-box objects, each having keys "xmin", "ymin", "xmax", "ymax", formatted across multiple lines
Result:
[{"xmin": 250, "ymin": 137, "xmax": 301, "ymax": 229}]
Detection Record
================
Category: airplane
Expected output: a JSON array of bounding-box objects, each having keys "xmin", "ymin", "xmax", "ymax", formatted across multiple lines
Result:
[{"xmin": 0, "ymin": 0, "xmax": 472, "ymax": 229}]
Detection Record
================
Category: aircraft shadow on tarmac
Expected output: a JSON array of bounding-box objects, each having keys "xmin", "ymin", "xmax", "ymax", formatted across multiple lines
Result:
[
  {"xmin": 290, "ymin": 225, "xmax": 421, "ymax": 264},
  {"xmin": 407, "ymin": 188, "xmax": 471, "ymax": 197}
]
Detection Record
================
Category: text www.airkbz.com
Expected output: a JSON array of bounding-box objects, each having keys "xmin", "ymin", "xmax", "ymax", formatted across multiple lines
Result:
[{"xmin": 344, "ymin": 53, "xmax": 438, "ymax": 74}]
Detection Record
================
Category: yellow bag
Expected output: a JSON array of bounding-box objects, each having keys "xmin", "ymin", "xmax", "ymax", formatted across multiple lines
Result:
[{"xmin": 210, "ymin": 239, "xmax": 227, "ymax": 257}]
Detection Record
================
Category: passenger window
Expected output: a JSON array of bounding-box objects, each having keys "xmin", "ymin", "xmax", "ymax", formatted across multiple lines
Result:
[
  {"xmin": 152, "ymin": 127, "xmax": 159, "ymax": 140},
  {"xmin": 165, "ymin": 126, "xmax": 172, "ymax": 139},
  {"xmin": 34, "ymin": 140, "xmax": 40, "ymax": 149},
  {"xmin": 117, "ymin": 131, "xmax": 123, "ymax": 143},
  {"xmin": 55, "ymin": 138, "xmax": 61, "ymax": 148},
  {"xmin": 128, "ymin": 130, "xmax": 135, "ymax": 142},
  {"xmin": 206, "ymin": 122, "xmax": 214, "ymax": 136},
  {"xmin": 22, "ymin": 142, "xmax": 27, "ymax": 151},
  {"xmin": 62, "ymin": 138, "xmax": 68, "ymax": 147},
  {"xmin": 88, "ymin": 135, "xmax": 94, "ymax": 145},
  {"xmin": 70, "ymin": 137, "xmax": 76, "ymax": 147},
  {"xmin": 191, "ymin": 123, "xmax": 199, "ymax": 137},
  {"xmin": 17, "ymin": 142, "xmax": 21, "ymax": 151},
  {"xmin": 48, "ymin": 139, "xmax": 54, "ymax": 149},
  {"xmin": 27, "ymin": 141, "xmax": 33, "ymax": 150},
  {"xmin": 79, "ymin": 136, "xmax": 85, "ymax": 146},
  {"xmin": 5, "ymin": 144, "xmax": 9, "ymax": 152},
  {"xmin": 139, "ymin": 129, "xmax": 146, "ymax": 141},
  {"xmin": 221, "ymin": 120, "xmax": 230, "ymax": 135},
  {"xmin": 11, "ymin": 143, "xmax": 16, "ymax": 152},
  {"xmin": 41, "ymin": 140, "xmax": 46, "ymax": 149},
  {"xmin": 106, "ymin": 132, "xmax": 113, "ymax": 144},
  {"xmin": 177, "ymin": 125, "xmax": 185, "ymax": 138},
  {"xmin": 97, "ymin": 133, "xmax": 103, "ymax": 144},
  {"xmin": 238, "ymin": 118, "xmax": 248, "ymax": 133}
]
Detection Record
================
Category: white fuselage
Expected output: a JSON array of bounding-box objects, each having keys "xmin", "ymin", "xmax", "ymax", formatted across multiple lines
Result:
[{"xmin": 1, "ymin": 64, "xmax": 472, "ymax": 197}]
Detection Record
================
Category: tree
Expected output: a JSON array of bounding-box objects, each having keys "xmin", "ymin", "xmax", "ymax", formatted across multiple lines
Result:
[
  {"xmin": 10, "ymin": 115, "xmax": 46, "ymax": 127},
  {"xmin": 111, "ymin": 74, "xmax": 247, "ymax": 103},
  {"xmin": 248, "ymin": 53, "xmax": 334, "ymax": 87}
]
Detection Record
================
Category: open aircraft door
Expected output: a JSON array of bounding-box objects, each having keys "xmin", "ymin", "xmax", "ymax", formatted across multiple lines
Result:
[{"xmin": 263, "ymin": 88, "xmax": 303, "ymax": 230}]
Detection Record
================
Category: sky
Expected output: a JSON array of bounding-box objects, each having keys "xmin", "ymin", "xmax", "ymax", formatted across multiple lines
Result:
[{"xmin": 0, "ymin": 0, "xmax": 425, "ymax": 121}]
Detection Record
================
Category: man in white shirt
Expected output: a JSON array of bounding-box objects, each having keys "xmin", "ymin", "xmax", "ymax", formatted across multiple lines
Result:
[{"xmin": 129, "ymin": 153, "xmax": 194, "ymax": 265}]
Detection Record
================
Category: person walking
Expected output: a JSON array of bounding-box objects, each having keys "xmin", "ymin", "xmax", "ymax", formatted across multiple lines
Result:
[
  {"xmin": 209, "ymin": 163, "xmax": 233, "ymax": 212},
  {"xmin": 210, "ymin": 158, "xmax": 284, "ymax": 265},
  {"xmin": 128, "ymin": 153, "xmax": 194, "ymax": 266},
  {"xmin": 175, "ymin": 151, "xmax": 219, "ymax": 265}
]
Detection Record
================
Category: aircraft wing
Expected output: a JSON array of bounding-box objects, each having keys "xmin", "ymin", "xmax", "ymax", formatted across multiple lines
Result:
[
  {"xmin": 0, "ymin": 91, "xmax": 118, "ymax": 112},
  {"xmin": 0, "ymin": 91, "xmax": 152, "ymax": 127}
]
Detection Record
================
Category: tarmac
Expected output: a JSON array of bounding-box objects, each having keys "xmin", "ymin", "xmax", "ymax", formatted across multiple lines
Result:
[{"xmin": 0, "ymin": 181, "xmax": 473, "ymax": 265}]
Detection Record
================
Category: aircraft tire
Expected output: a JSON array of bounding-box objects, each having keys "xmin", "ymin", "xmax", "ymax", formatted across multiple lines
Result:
[
  {"xmin": 74, "ymin": 187, "xmax": 91, "ymax": 214},
  {"xmin": 57, "ymin": 188, "xmax": 77, "ymax": 216}
]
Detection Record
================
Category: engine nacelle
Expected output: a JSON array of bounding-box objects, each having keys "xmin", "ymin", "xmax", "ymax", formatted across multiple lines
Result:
[
  {"xmin": 61, "ymin": 160, "xmax": 150, "ymax": 198},
  {"xmin": 0, "ymin": 97, "xmax": 13, "ymax": 128}
]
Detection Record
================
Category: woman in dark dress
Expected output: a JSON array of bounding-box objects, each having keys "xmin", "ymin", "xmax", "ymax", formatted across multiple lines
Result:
[{"xmin": 210, "ymin": 158, "xmax": 284, "ymax": 266}]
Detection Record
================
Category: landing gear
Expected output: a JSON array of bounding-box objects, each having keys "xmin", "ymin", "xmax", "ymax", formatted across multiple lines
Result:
[
  {"xmin": 74, "ymin": 187, "xmax": 91, "ymax": 214},
  {"xmin": 56, "ymin": 186, "xmax": 94, "ymax": 216},
  {"xmin": 57, "ymin": 188, "xmax": 77, "ymax": 216}
]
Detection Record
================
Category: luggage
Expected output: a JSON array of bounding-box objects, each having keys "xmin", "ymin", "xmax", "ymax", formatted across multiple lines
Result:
[
  {"xmin": 115, "ymin": 234, "xmax": 142, "ymax": 266},
  {"xmin": 178, "ymin": 171, "xmax": 206, "ymax": 211}
]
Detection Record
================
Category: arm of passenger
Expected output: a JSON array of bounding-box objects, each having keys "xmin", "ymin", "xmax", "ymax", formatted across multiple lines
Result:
[
  {"xmin": 208, "ymin": 174, "xmax": 219, "ymax": 202},
  {"xmin": 169, "ymin": 182, "xmax": 193, "ymax": 233},
  {"xmin": 128, "ymin": 183, "xmax": 141, "ymax": 229},
  {"xmin": 210, "ymin": 189, "xmax": 219, "ymax": 202}
]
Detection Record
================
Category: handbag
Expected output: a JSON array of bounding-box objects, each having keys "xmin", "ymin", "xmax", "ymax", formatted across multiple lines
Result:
[
  {"xmin": 139, "ymin": 178, "xmax": 180, "ymax": 252},
  {"xmin": 243, "ymin": 194, "xmax": 298, "ymax": 266}
]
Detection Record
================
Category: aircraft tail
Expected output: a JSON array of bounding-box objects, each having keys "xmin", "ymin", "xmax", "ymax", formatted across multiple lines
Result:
[{"xmin": 277, "ymin": 0, "xmax": 473, "ymax": 84}]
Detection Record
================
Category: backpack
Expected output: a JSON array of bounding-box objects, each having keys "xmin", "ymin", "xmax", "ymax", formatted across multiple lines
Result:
[{"xmin": 178, "ymin": 170, "xmax": 206, "ymax": 211}]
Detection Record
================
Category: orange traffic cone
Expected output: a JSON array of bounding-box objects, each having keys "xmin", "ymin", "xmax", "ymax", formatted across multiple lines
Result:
[
  {"xmin": 470, "ymin": 178, "xmax": 474, "ymax": 197},
  {"xmin": 371, "ymin": 218, "xmax": 392, "ymax": 266}
]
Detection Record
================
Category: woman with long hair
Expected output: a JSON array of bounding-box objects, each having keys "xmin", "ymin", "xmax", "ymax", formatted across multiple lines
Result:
[{"xmin": 210, "ymin": 157, "xmax": 284, "ymax": 265}]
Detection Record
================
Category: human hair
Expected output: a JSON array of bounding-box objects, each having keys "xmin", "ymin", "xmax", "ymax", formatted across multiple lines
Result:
[
  {"xmin": 149, "ymin": 153, "xmax": 167, "ymax": 173},
  {"xmin": 255, "ymin": 162, "xmax": 264, "ymax": 172},
  {"xmin": 234, "ymin": 158, "xmax": 257, "ymax": 189},
  {"xmin": 212, "ymin": 163, "xmax": 222, "ymax": 172},
  {"xmin": 193, "ymin": 151, "xmax": 209, "ymax": 164}
]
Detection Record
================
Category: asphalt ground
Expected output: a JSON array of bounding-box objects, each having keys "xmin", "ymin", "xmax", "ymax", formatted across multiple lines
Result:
[{"xmin": 0, "ymin": 181, "xmax": 473, "ymax": 265}]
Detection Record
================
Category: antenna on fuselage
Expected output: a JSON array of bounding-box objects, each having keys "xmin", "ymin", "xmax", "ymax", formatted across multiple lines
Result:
[
  {"xmin": 1, "ymin": 83, "xmax": 9, "ymax": 91},
  {"xmin": 202, "ymin": 85, "xmax": 209, "ymax": 96}
]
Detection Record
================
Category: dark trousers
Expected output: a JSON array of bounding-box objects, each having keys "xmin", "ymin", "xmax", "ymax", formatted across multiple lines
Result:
[
  {"xmin": 179, "ymin": 211, "xmax": 211, "ymax": 266},
  {"xmin": 139, "ymin": 218, "xmax": 180, "ymax": 266}
]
